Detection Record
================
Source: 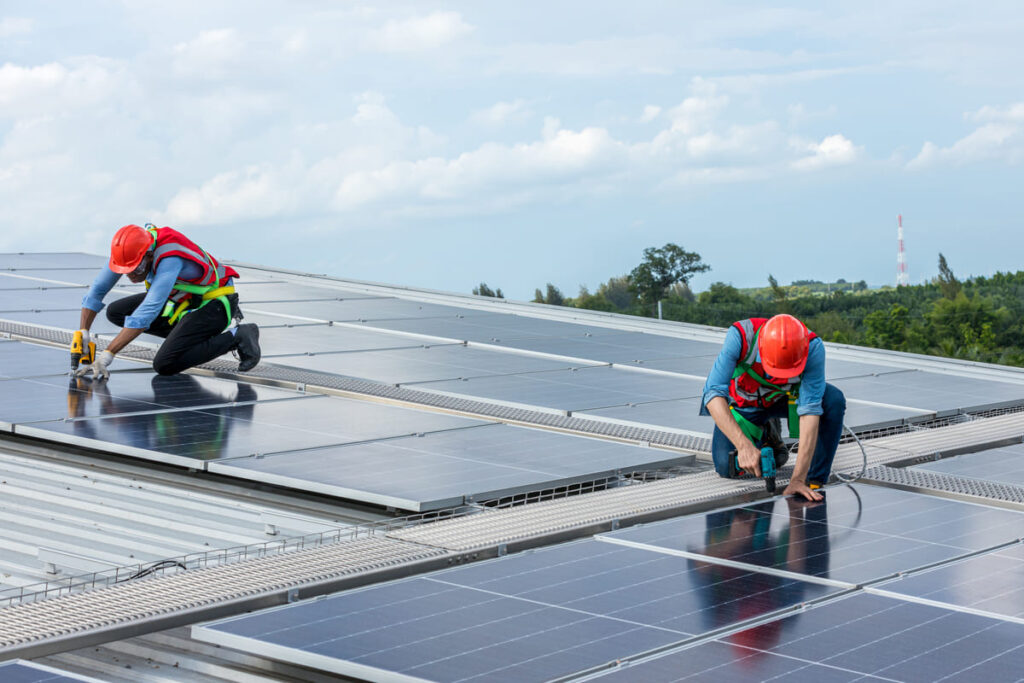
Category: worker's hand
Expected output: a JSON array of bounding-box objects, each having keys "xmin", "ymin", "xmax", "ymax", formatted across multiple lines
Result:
[
  {"xmin": 75, "ymin": 350, "xmax": 114, "ymax": 380},
  {"xmin": 784, "ymin": 479, "xmax": 823, "ymax": 502},
  {"xmin": 736, "ymin": 441, "xmax": 762, "ymax": 477}
]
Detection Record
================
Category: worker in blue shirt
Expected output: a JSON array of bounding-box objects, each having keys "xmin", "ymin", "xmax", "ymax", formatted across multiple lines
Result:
[
  {"xmin": 75, "ymin": 224, "xmax": 260, "ymax": 379},
  {"xmin": 701, "ymin": 314, "xmax": 846, "ymax": 502}
]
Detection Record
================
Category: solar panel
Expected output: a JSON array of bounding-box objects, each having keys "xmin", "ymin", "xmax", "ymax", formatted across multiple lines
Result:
[
  {"xmin": 0, "ymin": 341, "xmax": 76, "ymax": 379},
  {"xmin": 833, "ymin": 371, "xmax": 1024, "ymax": 412},
  {"xmin": 249, "ymin": 298, "xmax": 475, "ymax": 321},
  {"xmin": 594, "ymin": 592, "xmax": 1024, "ymax": 682},
  {"xmin": 361, "ymin": 314, "xmax": 622, "ymax": 344},
  {"xmin": 0, "ymin": 252, "xmax": 107, "ymax": 269},
  {"xmin": 578, "ymin": 398, "xmax": 712, "ymax": 434},
  {"xmin": 194, "ymin": 538, "xmax": 839, "ymax": 681},
  {"xmin": 415, "ymin": 366, "xmax": 706, "ymax": 412},
  {"xmin": 238, "ymin": 281, "xmax": 388, "ymax": 302},
  {"xmin": 269, "ymin": 344, "xmax": 580, "ymax": 385},
  {"xmin": 0, "ymin": 269, "xmax": 98, "ymax": 286},
  {"xmin": 209, "ymin": 423, "xmax": 694, "ymax": 510},
  {"xmin": 872, "ymin": 543, "xmax": 1024, "ymax": 620},
  {"xmin": 0, "ymin": 287, "xmax": 127, "ymax": 312},
  {"xmin": 256, "ymin": 323, "xmax": 447, "ymax": 356},
  {"xmin": 0, "ymin": 660, "xmax": 104, "ymax": 682},
  {"xmin": 912, "ymin": 442, "xmax": 1024, "ymax": 486},
  {"xmin": 599, "ymin": 484, "xmax": 1024, "ymax": 584}
]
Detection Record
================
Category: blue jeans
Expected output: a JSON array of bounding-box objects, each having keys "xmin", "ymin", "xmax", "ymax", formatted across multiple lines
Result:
[{"xmin": 711, "ymin": 383, "xmax": 847, "ymax": 485}]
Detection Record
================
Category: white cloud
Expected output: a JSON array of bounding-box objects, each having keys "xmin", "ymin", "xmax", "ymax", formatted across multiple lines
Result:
[
  {"xmin": 471, "ymin": 99, "xmax": 531, "ymax": 127},
  {"xmin": 913, "ymin": 102, "xmax": 1024, "ymax": 169},
  {"xmin": 791, "ymin": 134, "xmax": 860, "ymax": 171},
  {"xmin": 639, "ymin": 105, "xmax": 661, "ymax": 123},
  {"xmin": 367, "ymin": 11, "xmax": 473, "ymax": 52},
  {"xmin": 172, "ymin": 28, "xmax": 245, "ymax": 79},
  {"xmin": 0, "ymin": 58, "xmax": 124, "ymax": 117},
  {"xmin": 909, "ymin": 102, "xmax": 1024, "ymax": 168},
  {"xmin": 0, "ymin": 17, "xmax": 33, "ymax": 37}
]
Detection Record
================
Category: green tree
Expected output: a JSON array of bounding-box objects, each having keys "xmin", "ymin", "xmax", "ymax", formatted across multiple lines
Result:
[
  {"xmin": 864, "ymin": 304, "xmax": 909, "ymax": 350},
  {"xmin": 698, "ymin": 282, "xmax": 748, "ymax": 306},
  {"xmin": 597, "ymin": 276, "xmax": 636, "ymax": 310},
  {"xmin": 472, "ymin": 282, "xmax": 504, "ymax": 298},
  {"xmin": 936, "ymin": 253, "xmax": 961, "ymax": 299},
  {"xmin": 767, "ymin": 274, "xmax": 790, "ymax": 313},
  {"xmin": 533, "ymin": 283, "xmax": 565, "ymax": 306},
  {"xmin": 629, "ymin": 243, "xmax": 709, "ymax": 306}
]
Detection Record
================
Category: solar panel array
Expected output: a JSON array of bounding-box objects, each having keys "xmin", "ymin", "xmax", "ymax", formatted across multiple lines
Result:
[
  {"xmin": 0, "ymin": 660, "xmax": 102, "ymax": 682},
  {"xmin": 194, "ymin": 484, "xmax": 1024, "ymax": 682},
  {"xmin": 4, "ymin": 251, "xmax": 1024, "ymax": 513},
  {"xmin": 911, "ymin": 441, "xmax": 1024, "ymax": 487}
]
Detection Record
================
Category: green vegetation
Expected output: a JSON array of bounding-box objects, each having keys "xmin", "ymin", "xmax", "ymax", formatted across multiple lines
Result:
[{"xmin": 523, "ymin": 245, "xmax": 1024, "ymax": 368}]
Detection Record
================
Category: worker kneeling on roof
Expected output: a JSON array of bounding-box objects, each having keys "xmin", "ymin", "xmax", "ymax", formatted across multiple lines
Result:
[
  {"xmin": 701, "ymin": 314, "xmax": 846, "ymax": 502},
  {"xmin": 74, "ymin": 224, "xmax": 261, "ymax": 380}
]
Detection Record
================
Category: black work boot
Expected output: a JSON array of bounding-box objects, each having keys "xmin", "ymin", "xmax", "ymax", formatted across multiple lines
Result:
[
  {"xmin": 762, "ymin": 418, "xmax": 790, "ymax": 469},
  {"xmin": 233, "ymin": 324, "xmax": 261, "ymax": 372}
]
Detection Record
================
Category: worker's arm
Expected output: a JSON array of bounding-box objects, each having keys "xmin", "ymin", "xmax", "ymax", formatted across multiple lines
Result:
[
  {"xmin": 785, "ymin": 338, "xmax": 826, "ymax": 501},
  {"xmin": 105, "ymin": 258, "xmax": 184, "ymax": 356},
  {"xmin": 79, "ymin": 267, "xmax": 120, "ymax": 333},
  {"xmin": 707, "ymin": 396, "xmax": 764, "ymax": 476},
  {"xmin": 701, "ymin": 327, "xmax": 763, "ymax": 475},
  {"xmin": 785, "ymin": 415, "xmax": 822, "ymax": 501}
]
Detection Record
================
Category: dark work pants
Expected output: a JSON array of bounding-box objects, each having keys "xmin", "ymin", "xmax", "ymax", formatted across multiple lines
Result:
[
  {"xmin": 711, "ymin": 383, "xmax": 847, "ymax": 485},
  {"xmin": 106, "ymin": 293, "xmax": 239, "ymax": 376}
]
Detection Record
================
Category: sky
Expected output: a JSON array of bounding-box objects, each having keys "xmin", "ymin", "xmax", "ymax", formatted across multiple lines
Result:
[{"xmin": 1, "ymin": 1, "xmax": 1022, "ymax": 300}]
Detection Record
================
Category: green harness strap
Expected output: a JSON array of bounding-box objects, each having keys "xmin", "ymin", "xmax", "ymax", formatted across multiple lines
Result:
[
  {"xmin": 161, "ymin": 281, "xmax": 234, "ymax": 330},
  {"xmin": 731, "ymin": 329, "xmax": 802, "ymax": 438}
]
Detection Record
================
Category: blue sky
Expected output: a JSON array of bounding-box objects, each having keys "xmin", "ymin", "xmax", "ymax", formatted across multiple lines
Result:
[{"xmin": 1, "ymin": 2, "xmax": 1021, "ymax": 299}]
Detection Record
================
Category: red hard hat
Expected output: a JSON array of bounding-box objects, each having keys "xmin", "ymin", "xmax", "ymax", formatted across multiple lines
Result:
[
  {"xmin": 758, "ymin": 314, "xmax": 810, "ymax": 379},
  {"xmin": 109, "ymin": 224, "xmax": 153, "ymax": 273}
]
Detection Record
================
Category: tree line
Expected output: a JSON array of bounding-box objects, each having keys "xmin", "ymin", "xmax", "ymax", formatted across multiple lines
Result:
[{"xmin": 473, "ymin": 243, "xmax": 1024, "ymax": 368}]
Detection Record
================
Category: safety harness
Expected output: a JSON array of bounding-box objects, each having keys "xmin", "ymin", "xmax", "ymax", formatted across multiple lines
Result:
[
  {"xmin": 142, "ymin": 225, "xmax": 236, "ymax": 331},
  {"xmin": 730, "ymin": 328, "xmax": 801, "ymax": 439}
]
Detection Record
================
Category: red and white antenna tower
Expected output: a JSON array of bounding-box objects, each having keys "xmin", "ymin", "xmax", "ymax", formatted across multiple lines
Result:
[{"xmin": 896, "ymin": 214, "xmax": 909, "ymax": 286}]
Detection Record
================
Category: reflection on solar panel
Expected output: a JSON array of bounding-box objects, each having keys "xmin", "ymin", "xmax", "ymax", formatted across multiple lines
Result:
[
  {"xmin": 0, "ymin": 660, "xmax": 103, "ymax": 682},
  {"xmin": 598, "ymin": 485, "xmax": 1024, "ymax": 584},
  {"xmin": 19, "ymin": 393, "xmax": 487, "ymax": 468},
  {"xmin": 194, "ymin": 538, "xmax": 839, "ymax": 681},
  {"xmin": 209, "ymin": 424, "xmax": 693, "ymax": 510},
  {"xmin": 872, "ymin": 543, "xmax": 1024, "ymax": 620},
  {"xmin": 833, "ymin": 371, "xmax": 1024, "ymax": 412},
  {"xmin": 595, "ymin": 592, "xmax": 1024, "ymax": 682},
  {"xmin": 0, "ymin": 342, "xmax": 76, "ymax": 379},
  {"xmin": 912, "ymin": 442, "xmax": 1024, "ymax": 487}
]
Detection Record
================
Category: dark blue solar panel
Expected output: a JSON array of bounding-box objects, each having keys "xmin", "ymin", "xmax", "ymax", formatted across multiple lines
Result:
[
  {"xmin": 600, "ymin": 484, "xmax": 1024, "ymax": 584},
  {"xmin": 596, "ymin": 593, "xmax": 1024, "ymax": 682},
  {"xmin": 877, "ymin": 543, "xmax": 1024, "ymax": 620},
  {"xmin": 0, "ymin": 661, "xmax": 98, "ymax": 682},
  {"xmin": 196, "ymin": 539, "xmax": 839, "ymax": 681}
]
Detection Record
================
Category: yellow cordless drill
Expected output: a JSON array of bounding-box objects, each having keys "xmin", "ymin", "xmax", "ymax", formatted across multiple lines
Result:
[{"xmin": 70, "ymin": 330, "xmax": 96, "ymax": 371}]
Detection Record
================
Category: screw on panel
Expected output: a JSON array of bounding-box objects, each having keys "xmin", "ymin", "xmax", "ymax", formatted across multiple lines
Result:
[
  {"xmin": 287, "ymin": 589, "xmax": 299, "ymax": 603},
  {"xmin": 497, "ymin": 544, "xmax": 507, "ymax": 556}
]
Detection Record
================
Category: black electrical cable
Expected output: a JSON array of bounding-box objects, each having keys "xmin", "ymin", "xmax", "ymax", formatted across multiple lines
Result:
[{"xmin": 118, "ymin": 559, "xmax": 187, "ymax": 583}]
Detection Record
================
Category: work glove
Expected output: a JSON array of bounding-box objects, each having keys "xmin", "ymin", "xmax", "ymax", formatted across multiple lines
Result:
[{"xmin": 75, "ymin": 350, "xmax": 114, "ymax": 380}]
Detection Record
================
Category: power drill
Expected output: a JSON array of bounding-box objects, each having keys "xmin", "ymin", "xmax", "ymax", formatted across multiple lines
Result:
[
  {"xmin": 70, "ymin": 330, "xmax": 96, "ymax": 371},
  {"xmin": 730, "ymin": 446, "xmax": 778, "ymax": 494}
]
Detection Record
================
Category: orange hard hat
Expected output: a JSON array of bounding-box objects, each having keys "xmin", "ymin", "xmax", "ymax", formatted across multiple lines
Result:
[
  {"xmin": 758, "ymin": 314, "xmax": 810, "ymax": 378},
  {"xmin": 109, "ymin": 224, "xmax": 153, "ymax": 273}
]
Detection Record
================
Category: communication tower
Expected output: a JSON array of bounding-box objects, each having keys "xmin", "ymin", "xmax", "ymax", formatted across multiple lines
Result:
[{"xmin": 896, "ymin": 214, "xmax": 909, "ymax": 286}]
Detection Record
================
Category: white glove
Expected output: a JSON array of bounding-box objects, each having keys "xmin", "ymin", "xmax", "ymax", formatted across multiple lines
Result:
[
  {"xmin": 79, "ymin": 329, "xmax": 90, "ymax": 350},
  {"xmin": 75, "ymin": 350, "xmax": 114, "ymax": 380}
]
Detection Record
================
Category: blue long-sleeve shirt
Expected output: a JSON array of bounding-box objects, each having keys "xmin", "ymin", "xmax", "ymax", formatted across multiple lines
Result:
[
  {"xmin": 700, "ymin": 326, "xmax": 826, "ymax": 417},
  {"xmin": 82, "ymin": 257, "xmax": 199, "ymax": 329}
]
